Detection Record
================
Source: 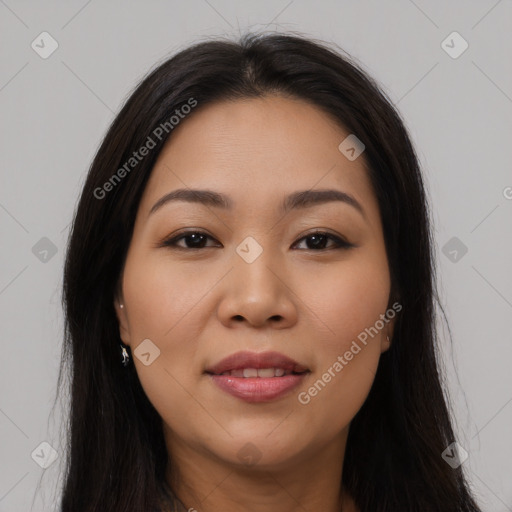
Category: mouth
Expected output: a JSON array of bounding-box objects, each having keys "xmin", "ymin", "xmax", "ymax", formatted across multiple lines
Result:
[
  {"xmin": 210, "ymin": 367, "xmax": 308, "ymax": 378},
  {"xmin": 205, "ymin": 351, "xmax": 310, "ymax": 403}
]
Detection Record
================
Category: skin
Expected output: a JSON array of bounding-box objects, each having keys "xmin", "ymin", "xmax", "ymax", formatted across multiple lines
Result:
[{"xmin": 114, "ymin": 95, "xmax": 396, "ymax": 512}]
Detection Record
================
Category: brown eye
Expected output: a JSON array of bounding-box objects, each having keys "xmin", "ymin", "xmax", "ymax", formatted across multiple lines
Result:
[
  {"xmin": 161, "ymin": 231, "xmax": 220, "ymax": 249},
  {"xmin": 159, "ymin": 230, "xmax": 353, "ymax": 251},
  {"xmin": 292, "ymin": 232, "xmax": 353, "ymax": 251}
]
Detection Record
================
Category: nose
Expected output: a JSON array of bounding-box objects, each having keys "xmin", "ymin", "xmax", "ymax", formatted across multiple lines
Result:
[{"xmin": 216, "ymin": 246, "xmax": 298, "ymax": 329}]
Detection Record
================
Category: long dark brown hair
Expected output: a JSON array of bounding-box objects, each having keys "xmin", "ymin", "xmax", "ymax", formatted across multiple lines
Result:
[{"xmin": 52, "ymin": 31, "xmax": 482, "ymax": 511}]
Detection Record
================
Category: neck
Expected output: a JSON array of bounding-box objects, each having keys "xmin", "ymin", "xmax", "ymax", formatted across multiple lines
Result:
[{"xmin": 163, "ymin": 428, "xmax": 357, "ymax": 512}]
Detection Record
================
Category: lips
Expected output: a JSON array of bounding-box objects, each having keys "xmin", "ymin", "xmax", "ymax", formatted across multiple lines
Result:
[
  {"xmin": 205, "ymin": 351, "xmax": 310, "ymax": 403},
  {"xmin": 204, "ymin": 350, "xmax": 309, "ymax": 376}
]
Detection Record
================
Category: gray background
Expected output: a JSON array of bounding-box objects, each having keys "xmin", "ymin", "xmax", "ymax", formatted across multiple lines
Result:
[{"xmin": 1, "ymin": 1, "xmax": 511, "ymax": 510}]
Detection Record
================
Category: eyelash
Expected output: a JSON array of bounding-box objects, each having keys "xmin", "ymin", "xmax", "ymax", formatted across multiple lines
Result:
[{"xmin": 158, "ymin": 230, "xmax": 354, "ymax": 252}]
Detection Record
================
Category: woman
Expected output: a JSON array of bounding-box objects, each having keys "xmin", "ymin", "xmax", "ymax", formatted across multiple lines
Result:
[{"xmin": 57, "ymin": 32, "xmax": 482, "ymax": 511}]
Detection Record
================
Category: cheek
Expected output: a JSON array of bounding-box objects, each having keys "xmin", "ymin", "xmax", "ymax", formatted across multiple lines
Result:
[
  {"xmin": 121, "ymin": 253, "xmax": 211, "ymax": 435},
  {"xmin": 121, "ymin": 251, "xmax": 210, "ymax": 399},
  {"xmin": 293, "ymin": 253, "xmax": 390, "ymax": 430},
  {"xmin": 123, "ymin": 249, "xmax": 208, "ymax": 343},
  {"xmin": 303, "ymin": 250, "xmax": 391, "ymax": 349}
]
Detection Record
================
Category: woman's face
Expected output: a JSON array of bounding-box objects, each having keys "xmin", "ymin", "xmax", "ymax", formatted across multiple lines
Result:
[{"xmin": 114, "ymin": 95, "xmax": 395, "ymax": 470}]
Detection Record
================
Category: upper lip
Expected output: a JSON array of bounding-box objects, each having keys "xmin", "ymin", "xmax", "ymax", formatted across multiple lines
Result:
[{"xmin": 205, "ymin": 351, "xmax": 309, "ymax": 375}]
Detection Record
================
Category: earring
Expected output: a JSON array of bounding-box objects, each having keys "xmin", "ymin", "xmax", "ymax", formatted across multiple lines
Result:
[
  {"xmin": 120, "ymin": 344, "xmax": 130, "ymax": 366},
  {"xmin": 119, "ymin": 304, "xmax": 124, "ymax": 309}
]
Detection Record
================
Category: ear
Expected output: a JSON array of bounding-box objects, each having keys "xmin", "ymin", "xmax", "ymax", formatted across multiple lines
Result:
[
  {"xmin": 113, "ymin": 290, "xmax": 131, "ymax": 346},
  {"xmin": 381, "ymin": 293, "xmax": 401, "ymax": 353},
  {"xmin": 380, "ymin": 316, "xmax": 396, "ymax": 354}
]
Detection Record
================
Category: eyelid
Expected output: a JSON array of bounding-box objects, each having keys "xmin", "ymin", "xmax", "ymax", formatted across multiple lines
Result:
[
  {"xmin": 292, "ymin": 230, "xmax": 354, "ymax": 250},
  {"xmin": 156, "ymin": 228, "xmax": 355, "ymax": 251},
  {"xmin": 153, "ymin": 228, "xmax": 218, "ymax": 250}
]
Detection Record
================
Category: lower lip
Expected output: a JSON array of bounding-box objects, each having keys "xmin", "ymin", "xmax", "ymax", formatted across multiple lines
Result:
[{"xmin": 208, "ymin": 373, "xmax": 308, "ymax": 403}]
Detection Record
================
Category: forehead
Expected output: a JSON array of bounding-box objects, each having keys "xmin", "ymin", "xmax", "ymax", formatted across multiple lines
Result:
[{"xmin": 139, "ymin": 96, "xmax": 380, "ymax": 224}]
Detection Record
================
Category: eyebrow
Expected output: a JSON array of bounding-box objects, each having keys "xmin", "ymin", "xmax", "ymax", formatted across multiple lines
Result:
[{"xmin": 149, "ymin": 188, "xmax": 366, "ymax": 219}]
